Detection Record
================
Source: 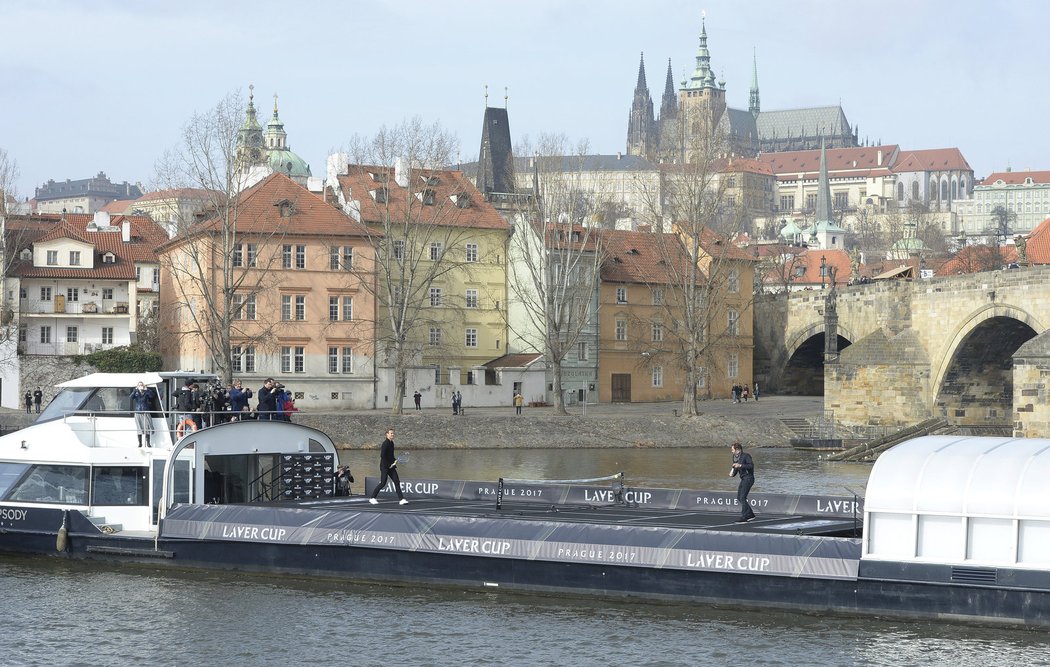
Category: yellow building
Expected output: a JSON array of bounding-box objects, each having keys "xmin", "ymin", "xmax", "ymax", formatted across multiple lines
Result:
[
  {"xmin": 157, "ymin": 173, "xmax": 378, "ymax": 409},
  {"xmin": 331, "ymin": 162, "xmax": 510, "ymax": 408}
]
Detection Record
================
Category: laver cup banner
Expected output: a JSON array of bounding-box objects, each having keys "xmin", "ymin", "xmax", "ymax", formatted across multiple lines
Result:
[
  {"xmin": 280, "ymin": 453, "xmax": 335, "ymax": 500},
  {"xmin": 362, "ymin": 477, "xmax": 864, "ymax": 518},
  {"xmin": 162, "ymin": 504, "xmax": 861, "ymax": 580}
]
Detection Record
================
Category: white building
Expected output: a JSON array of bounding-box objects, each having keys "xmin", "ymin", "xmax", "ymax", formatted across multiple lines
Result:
[{"xmin": 954, "ymin": 170, "xmax": 1050, "ymax": 237}]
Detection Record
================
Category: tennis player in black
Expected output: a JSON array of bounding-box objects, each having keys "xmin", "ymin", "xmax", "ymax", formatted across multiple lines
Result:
[
  {"xmin": 729, "ymin": 442, "xmax": 756, "ymax": 522},
  {"xmin": 369, "ymin": 429, "xmax": 407, "ymax": 505}
]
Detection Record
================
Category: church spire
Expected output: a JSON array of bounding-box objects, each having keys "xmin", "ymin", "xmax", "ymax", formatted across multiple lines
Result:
[
  {"xmin": 659, "ymin": 58, "xmax": 678, "ymax": 121},
  {"xmin": 265, "ymin": 92, "xmax": 288, "ymax": 150},
  {"xmin": 814, "ymin": 139, "xmax": 834, "ymax": 224},
  {"xmin": 749, "ymin": 49, "xmax": 761, "ymax": 115},
  {"xmin": 685, "ymin": 17, "xmax": 721, "ymax": 91},
  {"xmin": 627, "ymin": 52, "xmax": 656, "ymax": 157}
]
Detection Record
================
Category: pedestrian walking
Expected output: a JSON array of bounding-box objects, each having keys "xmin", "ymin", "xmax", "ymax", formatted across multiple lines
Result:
[
  {"xmin": 753, "ymin": 382, "xmax": 760, "ymax": 402},
  {"xmin": 414, "ymin": 390, "xmax": 422, "ymax": 411},
  {"xmin": 514, "ymin": 392, "xmax": 524, "ymax": 415},
  {"xmin": 369, "ymin": 429, "xmax": 407, "ymax": 505}
]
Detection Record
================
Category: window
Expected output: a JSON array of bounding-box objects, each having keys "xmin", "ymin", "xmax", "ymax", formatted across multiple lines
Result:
[
  {"xmin": 728, "ymin": 269, "xmax": 739, "ymax": 293},
  {"xmin": 102, "ymin": 288, "xmax": 113, "ymax": 300},
  {"xmin": 897, "ymin": 182, "xmax": 905, "ymax": 201},
  {"xmin": 728, "ymin": 309, "xmax": 739, "ymax": 336},
  {"xmin": 69, "ymin": 250, "xmax": 81, "ymax": 266},
  {"xmin": 728, "ymin": 353, "xmax": 739, "ymax": 379},
  {"xmin": 833, "ymin": 192, "xmax": 849, "ymax": 210},
  {"xmin": 282, "ymin": 244, "xmax": 292, "ymax": 269},
  {"xmin": 726, "ymin": 176, "xmax": 736, "ymax": 188},
  {"xmin": 429, "ymin": 327, "xmax": 442, "ymax": 346},
  {"xmin": 465, "ymin": 328, "xmax": 478, "ymax": 348},
  {"xmin": 912, "ymin": 181, "xmax": 920, "ymax": 200},
  {"xmin": 91, "ymin": 466, "xmax": 148, "ymax": 506},
  {"xmin": 232, "ymin": 345, "xmax": 256, "ymax": 373},
  {"xmin": 651, "ymin": 323, "xmax": 663, "ymax": 342},
  {"xmin": 281, "ymin": 295, "xmax": 291, "ymax": 320},
  {"xmin": 651, "ymin": 287, "xmax": 664, "ymax": 305},
  {"xmin": 18, "ymin": 325, "xmax": 27, "ymax": 343},
  {"xmin": 373, "ymin": 187, "xmax": 388, "ymax": 203},
  {"xmin": 66, "ymin": 326, "xmax": 78, "ymax": 343},
  {"xmin": 136, "ymin": 267, "xmax": 140, "ymax": 282},
  {"xmin": 233, "ymin": 294, "xmax": 256, "ymax": 320},
  {"xmin": 40, "ymin": 326, "xmax": 51, "ymax": 344},
  {"xmin": 465, "ymin": 243, "xmax": 478, "ymax": 262},
  {"xmin": 40, "ymin": 287, "xmax": 52, "ymax": 302},
  {"xmin": 329, "ymin": 296, "xmax": 339, "ymax": 321},
  {"xmin": 46, "ymin": 250, "xmax": 58, "ymax": 265},
  {"xmin": 66, "ymin": 288, "xmax": 79, "ymax": 302},
  {"xmin": 615, "ymin": 319, "xmax": 627, "ymax": 341},
  {"xmin": 246, "ymin": 244, "xmax": 257, "ymax": 267},
  {"xmin": 294, "ymin": 295, "xmax": 305, "ymax": 320},
  {"xmin": 329, "ymin": 347, "xmax": 354, "ymax": 374},
  {"xmin": 330, "ymin": 246, "xmax": 353, "ymax": 270},
  {"xmin": 779, "ymin": 195, "xmax": 795, "ymax": 211},
  {"xmin": 393, "ymin": 240, "xmax": 404, "ymax": 260},
  {"xmin": 342, "ymin": 296, "xmax": 353, "ymax": 321},
  {"xmin": 430, "ymin": 288, "xmax": 442, "ymax": 307},
  {"xmin": 233, "ymin": 243, "xmax": 244, "ymax": 267},
  {"xmin": 102, "ymin": 327, "xmax": 113, "ymax": 345},
  {"xmin": 281, "ymin": 346, "xmax": 305, "ymax": 373},
  {"xmin": 430, "ymin": 242, "xmax": 443, "ymax": 260},
  {"xmin": 465, "ymin": 289, "xmax": 478, "ymax": 308},
  {"xmin": 578, "ymin": 341, "xmax": 589, "ymax": 361},
  {"xmin": 652, "ymin": 366, "xmax": 663, "ymax": 388},
  {"xmin": 294, "ymin": 245, "xmax": 305, "ymax": 269},
  {"xmin": 616, "ymin": 287, "xmax": 627, "ymax": 304}
]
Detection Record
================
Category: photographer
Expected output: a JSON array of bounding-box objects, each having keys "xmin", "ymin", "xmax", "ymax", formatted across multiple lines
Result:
[
  {"xmin": 335, "ymin": 466, "xmax": 354, "ymax": 496},
  {"xmin": 257, "ymin": 378, "xmax": 278, "ymax": 421},
  {"xmin": 229, "ymin": 379, "xmax": 252, "ymax": 417}
]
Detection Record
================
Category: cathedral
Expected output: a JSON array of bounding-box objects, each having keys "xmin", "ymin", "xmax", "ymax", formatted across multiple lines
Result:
[{"xmin": 627, "ymin": 19, "xmax": 859, "ymax": 162}]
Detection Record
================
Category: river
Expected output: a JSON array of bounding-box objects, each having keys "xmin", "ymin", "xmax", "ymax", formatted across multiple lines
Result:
[{"xmin": 2, "ymin": 447, "xmax": 1047, "ymax": 666}]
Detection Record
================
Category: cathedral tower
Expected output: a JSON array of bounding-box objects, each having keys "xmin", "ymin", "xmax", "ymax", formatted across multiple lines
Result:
[
  {"xmin": 749, "ymin": 51, "xmax": 761, "ymax": 116},
  {"xmin": 677, "ymin": 18, "xmax": 727, "ymax": 161},
  {"xmin": 626, "ymin": 53, "xmax": 656, "ymax": 158}
]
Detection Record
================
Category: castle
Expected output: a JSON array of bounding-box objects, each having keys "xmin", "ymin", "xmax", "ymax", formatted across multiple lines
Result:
[{"xmin": 627, "ymin": 19, "xmax": 859, "ymax": 162}]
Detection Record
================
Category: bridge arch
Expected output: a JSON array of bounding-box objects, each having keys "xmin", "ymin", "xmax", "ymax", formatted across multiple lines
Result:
[
  {"xmin": 930, "ymin": 304, "xmax": 1043, "ymax": 426},
  {"xmin": 776, "ymin": 320, "xmax": 856, "ymax": 395}
]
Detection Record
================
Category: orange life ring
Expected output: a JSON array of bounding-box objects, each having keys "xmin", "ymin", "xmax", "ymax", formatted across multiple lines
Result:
[{"xmin": 176, "ymin": 418, "xmax": 198, "ymax": 439}]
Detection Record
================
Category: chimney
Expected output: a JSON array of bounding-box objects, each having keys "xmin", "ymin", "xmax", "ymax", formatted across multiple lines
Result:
[
  {"xmin": 93, "ymin": 210, "xmax": 111, "ymax": 227},
  {"xmin": 394, "ymin": 157, "xmax": 409, "ymax": 187},
  {"xmin": 877, "ymin": 150, "xmax": 883, "ymax": 166},
  {"xmin": 121, "ymin": 219, "xmax": 130, "ymax": 243},
  {"xmin": 617, "ymin": 152, "xmax": 622, "ymax": 160}
]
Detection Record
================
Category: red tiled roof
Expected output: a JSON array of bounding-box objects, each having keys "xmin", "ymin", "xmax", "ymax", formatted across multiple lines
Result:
[
  {"xmin": 792, "ymin": 249, "xmax": 851, "ymax": 285},
  {"xmin": 981, "ymin": 171, "xmax": 1050, "ymax": 186},
  {"xmin": 337, "ymin": 165, "xmax": 508, "ymax": 231},
  {"xmin": 1022, "ymin": 216, "xmax": 1050, "ymax": 265},
  {"xmin": 715, "ymin": 157, "xmax": 773, "ymax": 175},
  {"xmin": 160, "ymin": 173, "xmax": 371, "ymax": 250},
  {"xmin": 601, "ymin": 228, "xmax": 694, "ymax": 285},
  {"xmin": 759, "ymin": 145, "xmax": 899, "ymax": 179},
  {"xmin": 891, "ymin": 148, "xmax": 972, "ymax": 173},
  {"xmin": 99, "ymin": 199, "xmax": 134, "ymax": 213}
]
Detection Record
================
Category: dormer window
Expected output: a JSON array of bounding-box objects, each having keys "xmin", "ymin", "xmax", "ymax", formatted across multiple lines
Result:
[
  {"xmin": 372, "ymin": 187, "xmax": 388, "ymax": 203},
  {"xmin": 628, "ymin": 247, "xmax": 639, "ymax": 254},
  {"xmin": 102, "ymin": 252, "xmax": 116, "ymax": 264},
  {"xmin": 368, "ymin": 171, "xmax": 387, "ymax": 183},
  {"xmin": 420, "ymin": 174, "xmax": 439, "ymax": 186},
  {"xmin": 46, "ymin": 250, "xmax": 58, "ymax": 265},
  {"xmin": 19, "ymin": 248, "xmax": 31, "ymax": 260},
  {"xmin": 275, "ymin": 199, "xmax": 296, "ymax": 218},
  {"xmin": 416, "ymin": 189, "xmax": 436, "ymax": 205},
  {"xmin": 451, "ymin": 192, "xmax": 472, "ymax": 209}
]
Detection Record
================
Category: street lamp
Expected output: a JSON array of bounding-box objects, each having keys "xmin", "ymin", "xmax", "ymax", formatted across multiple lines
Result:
[{"xmin": 820, "ymin": 254, "xmax": 827, "ymax": 289}]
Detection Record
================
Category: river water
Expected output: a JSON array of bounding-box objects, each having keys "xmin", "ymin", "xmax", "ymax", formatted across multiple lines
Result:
[{"xmin": 2, "ymin": 448, "xmax": 1047, "ymax": 666}]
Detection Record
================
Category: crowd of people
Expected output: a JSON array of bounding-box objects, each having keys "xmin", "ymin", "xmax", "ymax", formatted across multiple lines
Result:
[
  {"xmin": 730, "ymin": 383, "xmax": 759, "ymax": 403},
  {"xmin": 172, "ymin": 377, "xmax": 299, "ymax": 432}
]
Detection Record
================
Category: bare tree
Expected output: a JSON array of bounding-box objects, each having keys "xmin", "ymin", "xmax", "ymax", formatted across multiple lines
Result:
[
  {"xmin": 153, "ymin": 91, "xmax": 292, "ymax": 382},
  {"xmin": 331, "ymin": 118, "xmax": 495, "ymax": 415},
  {"xmin": 505, "ymin": 134, "xmax": 608, "ymax": 415},
  {"xmin": 0, "ymin": 148, "xmax": 21, "ymax": 362}
]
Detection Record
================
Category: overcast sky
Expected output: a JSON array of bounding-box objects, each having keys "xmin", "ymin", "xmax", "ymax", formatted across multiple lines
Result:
[{"xmin": 2, "ymin": 0, "xmax": 1045, "ymax": 198}]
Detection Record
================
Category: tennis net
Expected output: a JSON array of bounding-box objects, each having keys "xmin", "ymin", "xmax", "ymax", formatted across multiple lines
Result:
[{"xmin": 495, "ymin": 472, "xmax": 626, "ymax": 510}]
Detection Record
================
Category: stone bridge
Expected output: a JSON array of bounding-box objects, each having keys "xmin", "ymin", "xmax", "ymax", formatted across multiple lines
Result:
[{"xmin": 754, "ymin": 266, "xmax": 1050, "ymax": 437}]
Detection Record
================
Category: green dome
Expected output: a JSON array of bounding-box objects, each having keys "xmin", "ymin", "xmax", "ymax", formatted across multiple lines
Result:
[
  {"xmin": 267, "ymin": 148, "xmax": 312, "ymax": 178},
  {"xmin": 891, "ymin": 237, "xmax": 927, "ymax": 252}
]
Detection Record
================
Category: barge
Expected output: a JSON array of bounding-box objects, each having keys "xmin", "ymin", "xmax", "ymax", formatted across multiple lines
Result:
[{"xmin": 1, "ymin": 373, "xmax": 1049, "ymax": 627}]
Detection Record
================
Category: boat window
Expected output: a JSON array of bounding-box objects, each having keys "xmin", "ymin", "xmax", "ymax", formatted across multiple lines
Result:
[
  {"xmin": 0, "ymin": 462, "xmax": 30, "ymax": 498},
  {"xmin": 84, "ymin": 387, "xmax": 135, "ymax": 416},
  {"xmin": 92, "ymin": 466, "xmax": 148, "ymax": 506},
  {"xmin": 36, "ymin": 388, "xmax": 93, "ymax": 423},
  {"xmin": 5, "ymin": 465, "xmax": 88, "ymax": 505}
]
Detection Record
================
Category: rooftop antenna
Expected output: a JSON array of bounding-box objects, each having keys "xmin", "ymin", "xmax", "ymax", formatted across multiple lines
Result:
[
  {"xmin": 504, "ymin": 86, "xmax": 509, "ymax": 109},
  {"xmin": 484, "ymin": 84, "xmax": 489, "ymax": 107}
]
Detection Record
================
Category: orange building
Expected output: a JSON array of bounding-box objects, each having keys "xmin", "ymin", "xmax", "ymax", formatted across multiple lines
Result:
[{"xmin": 157, "ymin": 173, "xmax": 377, "ymax": 409}]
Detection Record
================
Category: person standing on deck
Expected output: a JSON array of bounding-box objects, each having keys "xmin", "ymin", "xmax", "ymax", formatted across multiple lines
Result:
[
  {"xmin": 130, "ymin": 381, "xmax": 158, "ymax": 447},
  {"xmin": 369, "ymin": 428, "xmax": 407, "ymax": 505},
  {"xmin": 729, "ymin": 442, "xmax": 756, "ymax": 522}
]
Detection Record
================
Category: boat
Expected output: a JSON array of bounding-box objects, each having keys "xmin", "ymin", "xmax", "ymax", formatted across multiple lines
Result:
[{"xmin": 1, "ymin": 373, "xmax": 1049, "ymax": 628}]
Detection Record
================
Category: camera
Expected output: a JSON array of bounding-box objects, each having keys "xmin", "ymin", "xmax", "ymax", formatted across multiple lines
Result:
[{"xmin": 274, "ymin": 383, "xmax": 285, "ymax": 390}]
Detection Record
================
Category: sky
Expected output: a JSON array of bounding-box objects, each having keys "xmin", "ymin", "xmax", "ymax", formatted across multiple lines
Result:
[{"xmin": 2, "ymin": 0, "xmax": 1046, "ymax": 199}]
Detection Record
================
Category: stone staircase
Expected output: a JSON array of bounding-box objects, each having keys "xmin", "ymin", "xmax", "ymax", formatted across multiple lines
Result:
[{"xmin": 780, "ymin": 418, "xmax": 814, "ymax": 438}]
